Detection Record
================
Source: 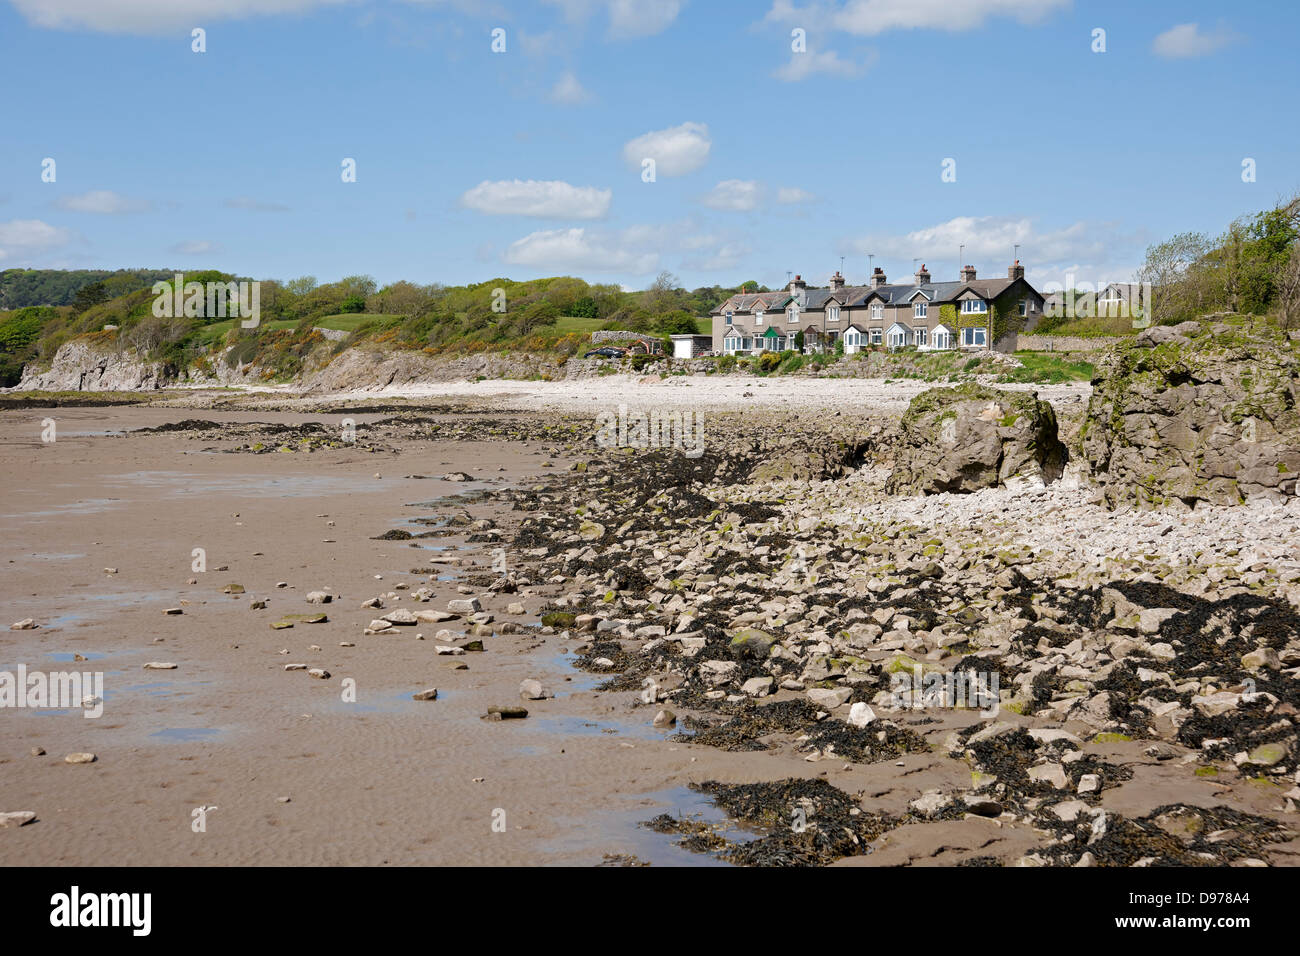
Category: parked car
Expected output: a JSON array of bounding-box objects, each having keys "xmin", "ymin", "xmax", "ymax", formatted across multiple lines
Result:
[{"xmin": 583, "ymin": 346, "xmax": 626, "ymax": 359}]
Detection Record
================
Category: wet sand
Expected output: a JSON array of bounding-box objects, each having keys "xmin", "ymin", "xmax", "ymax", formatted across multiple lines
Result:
[
  {"xmin": 0, "ymin": 406, "xmax": 786, "ymax": 866},
  {"xmin": 4, "ymin": 400, "xmax": 1297, "ymax": 868}
]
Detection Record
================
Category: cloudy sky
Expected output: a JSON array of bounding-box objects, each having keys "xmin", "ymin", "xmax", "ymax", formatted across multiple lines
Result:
[{"xmin": 1, "ymin": 0, "xmax": 1296, "ymax": 292}]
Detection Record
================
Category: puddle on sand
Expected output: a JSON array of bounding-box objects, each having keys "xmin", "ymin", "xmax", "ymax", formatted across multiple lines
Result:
[
  {"xmin": 111, "ymin": 471, "xmax": 391, "ymax": 500},
  {"xmin": 46, "ymin": 651, "xmax": 107, "ymax": 663},
  {"xmin": 1, "ymin": 498, "xmax": 121, "ymax": 520},
  {"xmin": 546, "ymin": 786, "xmax": 759, "ymax": 867},
  {"xmin": 120, "ymin": 680, "xmax": 196, "ymax": 701},
  {"xmin": 317, "ymin": 688, "xmax": 451, "ymax": 715},
  {"xmin": 525, "ymin": 711, "xmax": 672, "ymax": 742},
  {"xmin": 149, "ymin": 727, "xmax": 222, "ymax": 743},
  {"xmin": 541, "ymin": 651, "xmax": 603, "ymax": 695},
  {"xmin": 25, "ymin": 589, "xmax": 186, "ymax": 630}
]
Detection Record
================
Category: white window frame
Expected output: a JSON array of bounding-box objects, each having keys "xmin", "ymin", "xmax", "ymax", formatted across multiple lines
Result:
[
  {"xmin": 870, "ymin": 303, "xmax": 884, "ymax": 320},
  {"xmin": 828, "ymin": 305, "xmax": 840, "ymax": 324},
  {"xmin": 914, "ymin": 327, "xmax": 927, "ymax": 346},
  {"xmin": 887, "ymin": 326, "xmax": 907, "ymax": 349},
  {"xmin": 869, "ymin": 328, "xmax": 882, "ymax": 345},
  {"xmin": 788, "ymin": 306, "xmax": 799, "ymax": 324},
  {"xmin": 754, "ymin": 310, "xmax": 764, "ymax": 326},
  {"xmin": 961, "ymin": 298, "xmax": 987, "ymax": 314},
  {"xmin": 914, "ymin": 300, "xmax": 927, "ymax": 319},
  {"xmin": 933, "ymin": 328, "xmax": 951, "ymax": 350},
  {"xmin": 961, "ymin": 326, "xmax": 987, "ymax": 347},
  {"xmin": 1018, "ymin": 299, "xmax": 1027, "ymax": 317},
  {"xmin": 725, "ymin": 311, "xmax": 733, "ymax": 325}
]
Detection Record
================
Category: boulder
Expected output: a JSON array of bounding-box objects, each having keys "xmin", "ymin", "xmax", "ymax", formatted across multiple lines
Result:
[
  {"xmin": 806, "ymin": 687, "xmax": 852, "ymax": 709},
  {"xmin": 887, "ymin": 384, "xmax": 1066, "ymax": 495},
  {"xmin": 1081, "ymin": 320, "xmax": 1300, "ymax": 508}
]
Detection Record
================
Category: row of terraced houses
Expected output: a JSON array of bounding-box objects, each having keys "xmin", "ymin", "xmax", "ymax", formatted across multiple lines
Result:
[{"xmin": 708, "ymin": 260, "xmax": 1045, "ymax": 355}]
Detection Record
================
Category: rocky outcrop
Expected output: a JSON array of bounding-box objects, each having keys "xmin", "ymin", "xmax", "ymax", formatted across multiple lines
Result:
[
  {"xmin": 301, "ymin": 348, "xmax": 630, "ymax": 392},
  {"xmin": 886, "ymin": 383, "xmax": 1066, "ymax": 494},
  {"xmin": 16, "ymin": 339, "xmax": 167, "ymax": 391},
  {"xmin": 1082, "ymin": 320, "xmax": 1300, "ymax": 509}
]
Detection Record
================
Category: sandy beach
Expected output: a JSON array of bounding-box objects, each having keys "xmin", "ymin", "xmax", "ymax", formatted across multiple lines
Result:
[{"xmin": 2, "ymin": 381, "xmax": 1298, "ymax": 868}]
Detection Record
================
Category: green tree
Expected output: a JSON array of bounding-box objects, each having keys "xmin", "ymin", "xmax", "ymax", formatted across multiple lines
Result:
[{"xmin": 71, "ymin": 281, "xmax": 109, "ymax": 314}]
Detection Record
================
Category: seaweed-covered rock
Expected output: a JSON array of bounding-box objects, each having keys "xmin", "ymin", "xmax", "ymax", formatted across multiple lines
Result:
[
  {"xmin": 887, "ymin": 383, "xmax": 1066, "ymax": 494},
  {"xmin": 1081, "ymin": 320, "xmax": 1300, "ymax": 509}
]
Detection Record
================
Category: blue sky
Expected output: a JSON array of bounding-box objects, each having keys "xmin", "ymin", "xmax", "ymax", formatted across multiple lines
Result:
[{"xmin": 1, "ymin": 0, "xmax": 1297, "ymax": 294}]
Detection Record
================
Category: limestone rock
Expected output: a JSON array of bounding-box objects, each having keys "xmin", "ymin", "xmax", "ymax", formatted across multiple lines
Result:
[
  {"xmin": 1082, "ymin": 320, "xmax": 1300, "ymax": 508},
  {"xmin": 887, "ymin": 384, "xmax": 1066, "ymax": 495}
]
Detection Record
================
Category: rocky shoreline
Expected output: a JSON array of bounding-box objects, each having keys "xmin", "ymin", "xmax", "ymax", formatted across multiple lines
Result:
[{"xmin": 4, "ymin": 318, "xmax": 1298, "ymax": 867}]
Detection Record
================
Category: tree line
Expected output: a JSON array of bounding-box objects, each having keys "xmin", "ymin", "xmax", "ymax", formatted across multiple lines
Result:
[{"xmin": 1140, "ymin": 193, "xmax": 1300, "ymax": 328}]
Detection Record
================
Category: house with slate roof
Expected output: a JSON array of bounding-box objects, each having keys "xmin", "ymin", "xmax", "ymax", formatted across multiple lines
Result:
[{"xmin": 710, "ymin": 260, "xmax": 1044, "ymax": 356}]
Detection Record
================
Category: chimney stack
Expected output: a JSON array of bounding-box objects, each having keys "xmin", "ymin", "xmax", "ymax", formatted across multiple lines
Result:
[
  {"xmin": 1008, "ymin": 259, "xmax": 1025, "ymax": 281},
  {"xmin": 829, "ymin": 271, "xmax": 845, "ymax": 291},
  {"xmin": 960, "ymin": 265, "xmax": 977, "ymax": 282},
  {"xmin": 870, "ymin": 267, "xmax": 887, "ymax": 289},
  {"xmin": 789, "ymin": 274, "xmax": 807, "ymax": 293},
  {"xmin": 914, "ymin": 263, "xmax": 931, "ymax": 286}
]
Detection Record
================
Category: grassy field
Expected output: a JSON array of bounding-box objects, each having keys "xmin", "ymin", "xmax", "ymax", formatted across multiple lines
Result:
[
  {"xmin": 195, "ymin": 313, "xmax": 395, "ymax": 346},
  {"xmin": 999, "ymin": 352, "xmax": 1096, "ymax": 383},
  {"xmin": 551, "ymin": 316, "xmax": 609, "ymax": 335}
]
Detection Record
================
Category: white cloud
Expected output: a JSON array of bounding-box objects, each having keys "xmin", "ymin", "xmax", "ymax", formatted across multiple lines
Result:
[
  {"xmin": 10, "ymin": 0, "xmax": 354, "ymax": 34},
  {"xmin": 846, "ymin": 215, "xmax": 1138, "ymax": 277},
  {"xmin": 682, "ymin": 241, "xmax": 751, "ymax": 272},
  {"xmin": 502, "ymin": 227, "xmax": 660, "ymax": 273},
  {"xmin": 170, "ymin": 239, "xmax": 223, "ymax": 255},
  {"xmin": 608, "ymin": 0, "xmax": 682, "ymax": 38},
  {"xmin": 460, "ymin": 180, "xmax": 611, "ymax": 219},
  {"xmin": 54, "ymin": 190, "xmax": 151, "ymax": 214},
  {"xmin": 549, "ymin": 71, "xmax": 593, "ymax": 104},
  {"xmin": 764, "ymin": 0, "xmax": 1068, "ymax": 36},
  {"xmin": 543, "ymin": 0, "xmax": 682, "ymax": 37},
  {"xmin": 224, "ymin": 196, "xmax": 291, "ymax": 212},
  {"xmin": 622, "ymin": 122, "xmax": 711, "ymax": 176},
  {"xmin": 701, "ymin": 180, "xmax": 763, "ymax": 212},
  {"xmin": 777, "ymin": 186, "xmax": 815, "ymax": 203},
  {"xmin": 542, "ymin": 0, "xmax": 603, "ymax": 23},
  {"xmin": 774, "ymin": 47, "xmax": 875, "ymax": 81},
  {"xmin": 518, "ymin": 30, "xmax": 558, "ymax": 56},
  {"xmin": 0, "ymin": 219, "xmax": 76, "ymax": 263},
  {"xmin": 1152, "ymin": 22, "xmax": 1236, "ymax": 59}
]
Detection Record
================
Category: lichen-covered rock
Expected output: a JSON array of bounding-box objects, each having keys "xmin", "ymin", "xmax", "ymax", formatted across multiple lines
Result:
[
  {"xmin": 17, "ymin": 339, "xmax": 167, "ymax": 391},
  {"xmin": 1081, "ymin": 320, "xmax": 1300, "ymax": 509},
  {"xmin": 886, "ymin": 383, "xmax": 1066, "ymax": 494}
]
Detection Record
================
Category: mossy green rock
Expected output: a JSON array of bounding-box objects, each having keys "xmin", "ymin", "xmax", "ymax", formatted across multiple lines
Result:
[
  {"xmin": 1247, "ymin": 742, "xmax": 1289, "ymax": 766},
  {"xmin": 887, "ymin": 383, "xmax": 1065, "ymax": 494},
  {"xmin": 729, "ymin": 628, "xmax": 774, "ymax": 660},
  {"xmin": 1082, "ymin": 319, "xmax": 1300, "ymax": 509}
]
